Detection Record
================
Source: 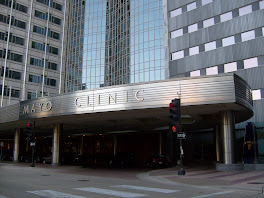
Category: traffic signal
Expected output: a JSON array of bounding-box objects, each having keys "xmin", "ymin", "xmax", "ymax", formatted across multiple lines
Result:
[
  {"xmin": 26, "ymin": 122, "xmax": 33, "ymax": 142},
  {"xmin": 169, "ymin": 98, "xmax": 181, "ymax": 132}
]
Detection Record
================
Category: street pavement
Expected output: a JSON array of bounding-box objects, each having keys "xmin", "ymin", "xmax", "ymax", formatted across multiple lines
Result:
[{"xmin": 1, "ymin": 161, "xmax": 264, "ymax": 197}]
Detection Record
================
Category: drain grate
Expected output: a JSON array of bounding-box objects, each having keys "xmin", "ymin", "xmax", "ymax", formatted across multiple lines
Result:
[
  {"xmin": 41, "ymin": 174, "xmax": 50, "ymax": 176},
  {"xmin": 248, "ymin": 182, "xmax": 264, "ymax": 184}
]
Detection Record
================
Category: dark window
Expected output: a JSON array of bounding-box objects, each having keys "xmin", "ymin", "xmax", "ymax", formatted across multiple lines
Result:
[
  {"xmin": 35, "ymin": 10, "xmax": 47, "ymax": 20},
  {"xmin": 0, "ymin": 32, "xmax": 25, "ymax": 45},
  {"xmin": 0, "ymin": 0, "xmax": 27, "ymax": 13},
  {"xmin": 30, "ymin": 57, "xmax": 58, "ymax": 70},
  {"xmin": 0, "ymin": 85, "xmax": 20, "ymax": 98},
  {"xmin": 29, "ymin": 74, "xmax": 56, "ymax": 87},
  {"xmin": 50, "ymin": 15, "xmax": 61, "ymax": 25}
]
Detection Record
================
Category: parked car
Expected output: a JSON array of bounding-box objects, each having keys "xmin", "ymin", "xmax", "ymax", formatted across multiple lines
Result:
[{"xmin": 146, "ymin": 154, "xmax": 170, "ymax": 168}]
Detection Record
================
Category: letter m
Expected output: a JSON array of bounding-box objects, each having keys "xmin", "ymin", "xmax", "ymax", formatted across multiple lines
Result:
[{"xmin": 23, "ymin": 105, "xmax": 29, "ymax": 114}]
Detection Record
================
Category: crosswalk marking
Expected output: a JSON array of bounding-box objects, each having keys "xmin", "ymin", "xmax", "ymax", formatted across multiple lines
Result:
[
  {"xmin": 26, "ymin": 190, "xmax": 87, "ymax": 198},
  {"xmin": 191, "ymin": 191, "xmax": 234, "ymax": 198},
  {"xmin": 74, "ymin": 187, "xmax": 147, "ymax": 197},
  {"xmin": 112, "ymin": 185, "xmax": 180, "ymax": 193}
]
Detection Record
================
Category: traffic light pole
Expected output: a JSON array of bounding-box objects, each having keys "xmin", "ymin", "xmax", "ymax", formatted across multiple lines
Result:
[
  {"xmin": 178, "ymin": 138, "xmax": 185, "ymax": 175},
  {"xmin": 30, "ymin": 121, "xmax": 35, "ymax": 167}
]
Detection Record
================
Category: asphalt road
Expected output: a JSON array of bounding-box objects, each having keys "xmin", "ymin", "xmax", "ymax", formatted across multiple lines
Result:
[{"xmin": 0, "ymin": 163, "xmax": 263, "ymax": 198}]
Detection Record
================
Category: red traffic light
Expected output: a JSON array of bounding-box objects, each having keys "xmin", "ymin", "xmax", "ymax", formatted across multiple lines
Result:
[{"xmin": 27, "ymin": 123, "xmax": 32, "ymax": 127}]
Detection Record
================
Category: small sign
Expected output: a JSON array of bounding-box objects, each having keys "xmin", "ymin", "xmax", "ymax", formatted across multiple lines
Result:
[
  {"xmin": 0, "ymin": 142, "xmax": 3, "ymax": 147},
  {"xmin": 30, "ymin": 142, "xmax": 36, "ymax": 146},
  {"xmin": 177, "ymin": 132, "xmax": 187, "ymax": 139}
]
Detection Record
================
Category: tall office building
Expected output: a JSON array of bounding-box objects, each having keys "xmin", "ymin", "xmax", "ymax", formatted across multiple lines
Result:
[
  {"xmin": 167, "ymin": 0, "xmax": 264, "ymax": 132},
  {"xmin": 0, "ymin": 0, "xmax": 66, "ymax": 107}
]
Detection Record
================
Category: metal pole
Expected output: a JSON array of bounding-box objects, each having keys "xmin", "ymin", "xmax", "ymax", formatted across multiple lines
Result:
[
  {"xmin": 22, "ymin": 0, "xmax": 34, "ymax": 101},
  {"xmin": 30, "ymin": 121, "xmax": 35, "ymax": 167},
  {"xmin": 1, "ymin": 0, "xmax": 14, "ymax": 107},
  {"xmin": 178, "ymin": 139, "xmax": 185, "ymax": 175},
  {"xmin": 8, "ymin": 85, "xmax": 11, "ymax": 105},
  {"xmin": 59, "ymin": 0, "xmax": 67, "ymax": 94},
  {"xmin": 42, "ymin": 0, "xmax": 51, "ymax": 97}
]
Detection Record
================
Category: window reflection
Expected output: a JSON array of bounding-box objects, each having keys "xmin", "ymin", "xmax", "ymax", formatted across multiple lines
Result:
[
  {"xmin": 260, "ymin": 1, "xmax": 264, "ymax": 10},
  {"xmin": 220, "ymin": 11, "xmax": 232, "ymax": 22},
  {"xmin": 241, "ymin": 30, "xmax": 255, "ymax": 42},
  {"xmin": 190, "ymin": 70, "xmax": 200, "ymax": 77},
  {"xmin": 170, "ymin": 7, "xmax": 182, "ymax": 18},
  {"xmin": 189, "ymin": 46, "xmax": 199, "ymax": 56},
  {"xmin": 66, "ymin": 0, "xmax": 165, "ymax": 91},
  {"xmin": 239, "ymin": 5, "xmax": 252, "ymax": 16},
  {"xmin": 206, "ymin": 66, "xmax": 218, "ymax": 75},
  {"xmin": 187, "ymin": 2, "xmax": 196, "ymax": 12},
  {"xmin": 188, "ymin": 23, "xmax": 198, "ymax": 33},
  {"xmin": 204, "ymin": 41, "xmax": 216, "ymax": 51},
  {"xmin": 203, "ymin": 17, "xmax": 214, "ymax": 28},
  {"xmin": 202, "ymin": 0, "xmax": 213, "ymax": 6},
  {"xmin": 171, "ymin": 29, "xmax": 183, "ymax": 38},
  {"xmin": 171, "ymin": 50, "xmax": 184, "ymax": 60},
  {"xmin": 244, "ymin": 57, "xmax": 258, "ymax": 69},
  {"xmin": 222, "ymin": 36, "xmax": 235, "ymax": 47},
  {"xmin": 224, "ymin": 62, "xmax": 237, "ymax": 73},
  {"xmin": 252, "ymin": 90, "xmax": 261, "ymax": 100}
]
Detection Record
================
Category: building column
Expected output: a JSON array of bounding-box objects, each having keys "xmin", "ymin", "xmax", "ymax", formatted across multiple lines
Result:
[
  {"xmin": 13, "ymin": 128, "xmax": 21, "ymax": 162},
  {"xmin": 159, "ymin": 132, "xmax": 163, "ymax": 154},
  {"xmin": 113, "ymin": 135, "xmax": 118, "ymax": 155},
  {"xmin": 215, "ymin": 125, "xmax": 222, "ymax": 162},
  {"xmin": 220, "ymin": 111, "xmax": 235, "ymax": 164},
  {"xmin": 52, "ymin": 124, "xmax": 62, "ymax": 166}
]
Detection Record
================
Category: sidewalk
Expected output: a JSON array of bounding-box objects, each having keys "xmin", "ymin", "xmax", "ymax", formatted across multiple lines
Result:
[
  {"xmin": 2, "ymin": 161, "xmax": 264, "ymax": 192},
  {"xmin": 149, "ymin": 165, "xmax": 264, "ymax": 191}
]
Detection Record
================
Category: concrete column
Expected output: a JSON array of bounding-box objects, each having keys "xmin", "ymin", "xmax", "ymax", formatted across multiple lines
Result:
[
  {"xmin": 220, "ymin": 111, "xmax": 235, "ymax": 164},
  {"xmin": 13, "ymin": 128, "xmax": 20, "ymax": 162},
  {"xmin": 215, "ymin": 125, "xmax": 221, "ymax": 162},
  {"xmin": 159, "ymin": 132, "xmax": 163, "ymax": 154},
  {"xmin": 113, "ymin": 135, "xmax": 117, "ymax": 155},
  {"xmin": 52, "ymin": 124, "xmax": 61, "ymax": 166}
]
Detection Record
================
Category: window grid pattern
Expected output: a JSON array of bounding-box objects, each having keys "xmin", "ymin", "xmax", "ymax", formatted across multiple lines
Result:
[
  {"xmin": 1, "ymin": 67, "xmax": 21, "ymax": 80},
  {"xmin": 31, "ymin": 41, "xmax": 59, "ymax": 55},
  {"xmin": 187, "ymin": 55, "xmax": 262, "ymax": 79},
  {"xmin": 0, "ymin": 0, "xmax": 28, "ymax": 13},
  {"xmin": 36, "ymin": 0, "xmax": 62, "ymax": 11},
  {"xmin": 170, "ymin": 0, "xmax": 214, "ymax": 18},
  {"xmin": 30, "ymin": 57, "xmax": 58, "ymax": 70},
  {"xmin": 170, "ymin": 2, "xmax": 257, "ymax": 39},
  {"xmin": 0, "ymin": 31, "xmax": 24, "ymax": 45},
  {"xmin": 35, "ymin": 10, "xmax": 61, "ymax": 25},
  {"xmin": 0, "ymin": 49, "xmax": 22, "ymax": 62},
  {"xmin": 29, "ymin": 74, "xmax": 57, "ymax": 87},
  {"xmin": 65, "ymin": 0, "xmax": 165, "ymax": 92},
  {"xmin": 33, "ymin": 25, "xmax": 60, "ymax": 40},
  {"xmin": 0, "ymin": 14, "xmax": 26, "ymax": 29},
  {"xmin": 0, "ymin": 85, "xmax": 20, "ymax": 98},
  {"xmin": 171, "ymin": 27, "xmax": 260, "ymax": 61}
]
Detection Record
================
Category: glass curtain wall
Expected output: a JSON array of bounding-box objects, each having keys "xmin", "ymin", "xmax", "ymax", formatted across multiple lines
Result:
[{"xmin": 65, "ymin": 0, "xmax": 164, "ymax": 92}]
